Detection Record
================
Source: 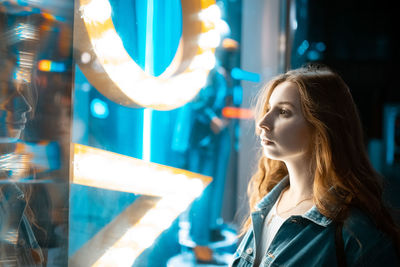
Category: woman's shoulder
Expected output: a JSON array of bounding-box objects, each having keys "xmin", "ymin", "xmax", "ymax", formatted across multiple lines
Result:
[
  {"xmin": 342, "ymin": 207, "xmax": 399, "ymax": 265},
  {"xmin": 343, "ymin": 208, "xmax": 382, "ymax": 238}
]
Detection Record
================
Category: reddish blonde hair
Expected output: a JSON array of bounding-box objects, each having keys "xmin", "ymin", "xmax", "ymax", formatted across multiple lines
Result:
[{"xmin": 242, "ymin": 64, "xmax": 400, "ymax": 251}]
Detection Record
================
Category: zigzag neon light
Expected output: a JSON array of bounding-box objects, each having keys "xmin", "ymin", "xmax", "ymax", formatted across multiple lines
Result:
[{"xmin": 69, "ymin": 144, "xmax": 212, "ymax": 266}]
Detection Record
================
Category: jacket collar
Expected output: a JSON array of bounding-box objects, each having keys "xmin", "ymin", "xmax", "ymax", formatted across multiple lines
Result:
[{"xmin": 255, "ymin": 176, "xmax": 332, "ymax": 227}]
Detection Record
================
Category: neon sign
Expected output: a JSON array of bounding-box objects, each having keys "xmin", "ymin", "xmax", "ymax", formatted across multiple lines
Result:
[
  {"xmin": 70, "ymin": 144, "xmax": 212, "ymax": 266},
  {"xmin": 75, "ymin": 0, "xmax": 221, "ymax": 110}
]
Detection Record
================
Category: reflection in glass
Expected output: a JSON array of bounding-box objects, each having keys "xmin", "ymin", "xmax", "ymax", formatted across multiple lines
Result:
[
  {"xmin": 0, "ymin": 7, "xmax": 44, "ymax": 266},
  {"xmin": 1, "ymin": 1, "xmax": 73, "ymax": 266}
]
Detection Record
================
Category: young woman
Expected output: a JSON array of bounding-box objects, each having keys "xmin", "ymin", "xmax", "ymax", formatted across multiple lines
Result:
[
  {"xmin": 0, "ymin": 8, "xmax": 45, "ymax": 266},
  {"xmin": 230, "ymin": 64, "xmax": 400, "ymax": 266}
]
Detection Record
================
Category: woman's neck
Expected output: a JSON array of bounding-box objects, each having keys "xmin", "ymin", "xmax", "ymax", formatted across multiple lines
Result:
[{"xmin": 284, "ymin": 156, "xmax": 314, "ymax": 202}]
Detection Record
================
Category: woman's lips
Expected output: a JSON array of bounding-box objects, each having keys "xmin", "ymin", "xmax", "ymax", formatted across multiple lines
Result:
[{"xmin": 261, "ymin": 138, "xmax": 274, "ymax": 146}]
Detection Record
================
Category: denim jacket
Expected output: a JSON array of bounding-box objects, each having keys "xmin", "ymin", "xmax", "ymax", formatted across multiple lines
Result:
[{"xmin": 230, "ymin": 176, "xmax": 399, "ymax": 267}]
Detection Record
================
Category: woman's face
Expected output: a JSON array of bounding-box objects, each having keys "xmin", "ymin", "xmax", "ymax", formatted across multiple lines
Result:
[
  {"xmin": 0, "ymin": 60, "xmax": 32, "ymax": 143},
  {"xmin": 257, "ymin": 81, "xmax": 312, "ymax": 161}
]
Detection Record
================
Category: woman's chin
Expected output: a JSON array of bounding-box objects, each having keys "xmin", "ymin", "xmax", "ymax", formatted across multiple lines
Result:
[
  {"xmin": 262, "ymin": 150, "xmax": 281, "ymax": 160},
  {"xmin": 0, "ymin": 131, "xmax": 22, "ymax": 144}
]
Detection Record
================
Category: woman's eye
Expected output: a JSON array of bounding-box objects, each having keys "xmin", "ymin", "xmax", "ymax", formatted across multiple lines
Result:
[{"xmin": 279, "ymin": 109, "xmax": 290, "ymax": 116}]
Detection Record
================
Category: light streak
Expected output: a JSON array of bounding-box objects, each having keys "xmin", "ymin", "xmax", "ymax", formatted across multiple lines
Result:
[
  {"xmin": 76, "ymin": 0, "xmax": 222, "ymax": 110},
  {"xmin": 70, "ymin": 144, "xmax": 212, "ymax": 266}
]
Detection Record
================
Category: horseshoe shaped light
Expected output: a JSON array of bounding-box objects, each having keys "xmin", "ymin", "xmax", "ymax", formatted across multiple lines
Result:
[{"xmin": 74, "ymin": 0, "xmax": 221, "ymax": 110}]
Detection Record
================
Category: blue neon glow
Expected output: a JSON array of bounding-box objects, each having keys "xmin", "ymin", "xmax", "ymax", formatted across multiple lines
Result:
[
  {"xmin": 231, "ymin": 68, "xmax": 260, "ymax": 82},
  {"xmin": 306, "ymin": 50, "xmax": 321, "ymax": 61},
  {"xmin": 145, "ymin": 0, "xmax": 154, "ymax": 75},
  {"xmin": 142, "ymin": 108, "xmax": 152, "ymax": 162},
  {"xmin": 16, "ymin": 0, "xmax": 29, "ymax": 7},
  {"xmin": 233, "ymin": 85, "xmax": 243, "ymax": 106},
  {"xmin": 51, "ymin": 62, "xmax": 66, "ymax": 72},
  {"xmin": 315, "ymin": 42, "xmax": 326, "ymax": 52},
  {"xmin": 385, "ymin": 107, "xmax": 398, "ymax": 165},
  {"xmin": 110, "ymin": 0, "xmax": 182, "ymax": 77},
  {"xmin": 297, "ymin": 40, "xmax": 309, "ymax": 56},
  {"xmin": 90, "ymin": 98, "xmax": 109, "ymax": 119}
]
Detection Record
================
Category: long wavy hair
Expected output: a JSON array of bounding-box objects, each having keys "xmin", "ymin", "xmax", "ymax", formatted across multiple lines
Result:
[{"xmin": 241, "ymin": 64, "xmax": 400, "ymax": 252}]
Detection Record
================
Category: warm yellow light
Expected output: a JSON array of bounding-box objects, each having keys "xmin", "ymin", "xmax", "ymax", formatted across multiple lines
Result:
[
  {"xmin": 73, "ymin": 144, "xmax": 211, "ymax": 197},
  {"xmin": 92, "ymin": 30, "xmax": 125, "ymax": 59},
  {"xmin": 198, "ymin": 29, "xmax": 221, "ymax": 49},
  {"xmin": 38, "ymin": 59, "xmax": 51, "ymax": 71},
  {"xmin": 92, "ymin": 193, "xmax": 206, "ymax": 266},
  {"xmin": 189, "ymin": 51, "xmax": 217, "ymax": 71},
  {"xmin": 76, "ymin": 0, "xmax": 222, "ymax": 110},
  {"xmin": 198, "ymin": 4, "xmax": 221, "ymax": 23},
  {"xmin": 80, "ymin": 0, "xmax": 112, "ymax": 24},
  {"xmin": 71, "ymin": 144, "xmax": 212, "ymax": 266}
]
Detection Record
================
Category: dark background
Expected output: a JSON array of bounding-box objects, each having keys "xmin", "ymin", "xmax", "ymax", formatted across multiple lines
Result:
[
  {"xmin": 292, "ymin": 0, "xmax": 400, "ymax": 220},
  {"xmin": 293, "ymin": 0, "xmax": 399, "ymax": 140}
]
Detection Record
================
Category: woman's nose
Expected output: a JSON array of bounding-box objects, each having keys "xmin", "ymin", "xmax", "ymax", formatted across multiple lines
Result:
[
  {"xmin": 257, "ymin": 113, "xmax": 272, "ymax": 132},
  {"xmin": 5, "ymin": 91, "xmax": 32, "ymax": 114}
]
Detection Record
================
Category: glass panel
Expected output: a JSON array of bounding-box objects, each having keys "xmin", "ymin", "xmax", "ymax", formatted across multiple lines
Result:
[
  {"xmin": 71, "ymin": 0, "xmax": 242, "ymax": 266},
  {"xmin": 0, "ymin": 0, "xmax": 73, "ymax": 266}
]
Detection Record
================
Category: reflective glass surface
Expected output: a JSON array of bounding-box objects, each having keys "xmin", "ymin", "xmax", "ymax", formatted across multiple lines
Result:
[
  {"xmin": 3, "ymin": 0, "xmax": 397, "ymax": 266},
  {"xmin": 0, "ymin": 0, "xmax": 73, "ymax": 266}
]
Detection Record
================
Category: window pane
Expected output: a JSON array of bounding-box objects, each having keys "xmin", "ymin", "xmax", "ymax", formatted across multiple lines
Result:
[{"xmin": 0, "ymin": 1, "xmax": 73, "ymax": 265}]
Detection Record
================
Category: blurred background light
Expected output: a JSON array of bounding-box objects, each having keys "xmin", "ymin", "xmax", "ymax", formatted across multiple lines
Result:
[
  {"xmin": 198, "ymin": 29, "xmax": 221, "ymax": 49},
  {"xmin": 80, "ymin": 52, "xmax": 91, "ymax": 64},
  {"xmin": 221, "ymin": 38, "xmax": 238, "ymax": 51},
  {"xmin": 90, "ymin": 98, "xmax": 109, "ymax": 119},
  {"xmin": 315, "ymin": 41, "xmax": 326, "ymax": 52},
  {"xmin": 198, "ymin": 4, "xmax": 221, "ymax": 23},
  {"xmin": 80, "ymin": 0, "xmax": 112, "ymax": 24},
  {"xmin": 306, "ymin": 50, "xmax": 320, "ymax": 61},
  {"xmin": 38, "ymin": 59, "xmax": 66, "ymax": 72},
  {"xmin": 189, "ymin": 51, "xmax": 217, "ymax": 71},
  {"xmin": 222, "ymin": 107, "xmax": 253, "ymax": 120},
  {"xmin": 231, "ymin": 67, "xmax": 260, "ymax": 82},
  {"xmin": 297, "ymin": 39, "xmax": 309, "ymax": 56}
]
